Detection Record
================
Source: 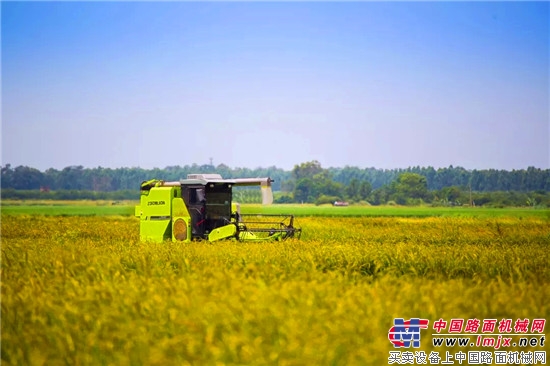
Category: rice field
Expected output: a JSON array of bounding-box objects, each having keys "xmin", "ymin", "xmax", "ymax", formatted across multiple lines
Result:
[{"xmin": 1, "ymin": 205, "xmax": 549, "ymax": 365}]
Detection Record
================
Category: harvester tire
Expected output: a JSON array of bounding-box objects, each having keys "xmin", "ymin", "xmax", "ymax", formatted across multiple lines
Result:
[{"xmin": 173, "ymin": 219, "xmax": 188, "ymax": 241}]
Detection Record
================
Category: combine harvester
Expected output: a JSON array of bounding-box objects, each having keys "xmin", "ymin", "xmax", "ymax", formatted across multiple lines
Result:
[{"xmin": 135, "ymin": 174, "xmax": 301, "ymax": 243}]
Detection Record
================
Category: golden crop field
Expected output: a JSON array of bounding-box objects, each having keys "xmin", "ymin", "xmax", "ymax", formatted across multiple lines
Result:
[{"xmin": 1, "ymin": 211, "xmax": 549, "ymax": 365}]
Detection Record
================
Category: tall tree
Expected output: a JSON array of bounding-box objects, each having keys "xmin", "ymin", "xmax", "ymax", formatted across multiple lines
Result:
[
  {"xmin": 345, "ymin": 178, "xmax": 360, "ymax": 201},
  {"xmin": 292, "ymin": 160, "xmax": 324, "ymax": 180},
  {"xmin": 294, "ymin": 178, "xmax": 313, "ymax": 203},
  {"xmin": 395, "ymin": 173, "xmax": 429, "ymax": 200},
  {"xmin": 359, "ymin": 181, "xmax": 372, "ymax": 201}
]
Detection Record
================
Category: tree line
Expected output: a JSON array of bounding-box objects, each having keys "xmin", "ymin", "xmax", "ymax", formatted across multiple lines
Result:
[
  {"xmin": 276, "ymin": 161, "xmax": 549, "ymax": 207},
  {"xmin": 1, "ymin": 162, "xmax": 549, "ymax": 207},
  {"xmin": 0, "ymin": 164, "xmax": 290, "ymax": 191}
]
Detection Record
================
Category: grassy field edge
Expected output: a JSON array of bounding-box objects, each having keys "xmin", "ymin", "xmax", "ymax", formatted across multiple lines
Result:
[{"xmin": 1, "ymin": 200, "xmax": 549, "ymax": 219}]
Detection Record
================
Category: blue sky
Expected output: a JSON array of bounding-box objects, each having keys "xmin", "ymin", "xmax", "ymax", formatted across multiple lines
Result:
[{"xmin": 2, "ymin": 1, "xmax": 549, "ymax": 171}]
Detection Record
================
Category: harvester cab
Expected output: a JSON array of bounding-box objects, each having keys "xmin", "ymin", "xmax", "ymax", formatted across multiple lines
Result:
[{"xmin": 135, "ymin": 174, "xmax": 301, "ymax": 243}]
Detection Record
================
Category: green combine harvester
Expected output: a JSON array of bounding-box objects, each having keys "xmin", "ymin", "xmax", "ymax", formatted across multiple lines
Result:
[{"xmin": 135, "ymin": 174, "xmax": 301, "ymax": 243}]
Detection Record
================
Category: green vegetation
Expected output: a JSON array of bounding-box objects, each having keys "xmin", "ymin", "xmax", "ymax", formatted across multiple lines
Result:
[
  {"xmin": 0, "ymin": 188, "xmax": 138, "ymax": 201},
  {"xmin": 0, "ymin": 204, "xmax": 134, "ymax": 216},
  {"xmin": 2, "ymin": 200, "xmax": 548, "ymax": 219},
  {"xmin": 2, "ymin": 162, "xmax": 549, "ymax": 207},
  {"xmin": 242, "ymin": 204, "xmax": 550, "ymax": 219},
  {"xmin": 287, "ymin": 161, "xmax": 550, "ymax": 207},
  {"xmin": 1, "ymin": 207, "xmax": 549, "ymax": 365}
]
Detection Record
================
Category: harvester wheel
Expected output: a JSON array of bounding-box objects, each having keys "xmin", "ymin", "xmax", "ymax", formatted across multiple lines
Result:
[{"xmin": 173, "ymin": 219, "xmax": 188, "ymax": 241}]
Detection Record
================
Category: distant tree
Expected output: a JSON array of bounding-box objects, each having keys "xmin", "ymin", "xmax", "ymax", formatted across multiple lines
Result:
[
  {"xmin": 1, "ymin": 164, "xmax": 13, "ymax": 188},
  {"xmin": 58, "ymin": 166, "xmax": 86, "ymax": 190},
  {"xmin": 345, "ymin": 178, "xmax": 360, "ymax": 201},
  {"xmin": 8, "ymin": 166, "xmax": 44, "ymax": 190},
  {"xmin": 316, "ymin": 178, "xmax": 344, "ymax": 200},
  {"xmin": 441, "ymin": 186, "xmax": 462, "ymax": 202},
  {"xmin": 369, "ymin": 186, "xmax": 390, "ymax": 205},
  {"xmin": 435, "ymin": 186, "xmax": 465, "ymax": 206},
  {"xmin": 359, "ymin": 181, "xmax": 372, "ymax": 201},
  {"xmin": 292, "ymin": 160, "xmax": 324, "ymax": 180},
  {"xmin": 394, "ymin": 173, "xmax": 430, "ymax": 202},
  {"xmin": 294, "ymin": 178, "xmax": 313, "ymax": 203},
  {"xmin": 280, "ymin": 179, "xmax": 295, "ymax": 193}
]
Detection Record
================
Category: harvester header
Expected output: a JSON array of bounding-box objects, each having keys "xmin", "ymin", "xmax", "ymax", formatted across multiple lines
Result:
[{"xmin": 135, "ymin": 174, "xmax": 300, "ymax": 243}]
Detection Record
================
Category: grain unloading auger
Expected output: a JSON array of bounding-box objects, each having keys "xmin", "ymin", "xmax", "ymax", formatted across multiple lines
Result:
[{"xmin": 135, "ymin": 174, "xmax": 301, "ymax": 243}]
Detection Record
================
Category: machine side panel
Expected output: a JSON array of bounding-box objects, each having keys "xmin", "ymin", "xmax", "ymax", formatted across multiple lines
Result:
[{"xmin": 138, "ymin": 187, "xmax": 174, "ymax": 242}]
